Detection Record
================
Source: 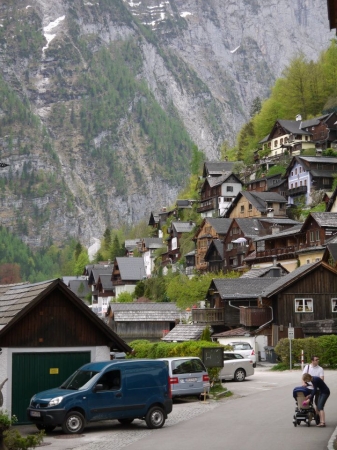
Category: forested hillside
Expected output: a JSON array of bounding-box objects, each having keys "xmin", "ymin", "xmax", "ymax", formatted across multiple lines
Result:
[
  {"xmin": 0, "ymin": 0, "xmax": 332, "ymax": 249},
  {"xmin": 232, "ymin": 40, "xmax": 337, "ymax": 163}
]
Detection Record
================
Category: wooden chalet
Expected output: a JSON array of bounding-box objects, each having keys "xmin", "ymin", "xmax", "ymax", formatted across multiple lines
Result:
[
  {"xmin": 111, "ymin": 257, "xmax": 146, "ymax": 298},
  {"xmin": 161, "ymin": 221, "xmax": 195, "ymax": 266},
  {"xmin": 223, "ymin": 218, "xmax": 264, "ymax": 273},
  {"xmin": 224, "ymin": 191, "xmax": 288, "ymax": 219},
  {"xmin": 204, "ymin": 239, "xmax": 224, "ymax": 273},
  {"xmin": 193, "ymin": 218, "xmax": 232, "ymax": 273},
  {"xmin": 245, "ymin": 173, "xmax": 287, "ymax": 197},
  {"xmin": 260, "ymin": 261, "xmax": 337, "ymax": 341},
  {"xmin": 285, "ymin": 155, "xmax": 337, "ymax": 206},
  {"xmin": 202, "ymin": 161, "xmax": 235, "ymax": 178},
  {"xmin": 192, "ymin": 277, "xmax": 277, "ymax": 334},
  {"xmin": 197, "ymin": 171, "xmax": 242, "ymax": 217},
  {"xmin": 0, "ymin": 279, "xmax": 131, "ymax": 423},
  {"xmin": 106, "ymin": 302, "xmax": 181, "ymax": 340}
]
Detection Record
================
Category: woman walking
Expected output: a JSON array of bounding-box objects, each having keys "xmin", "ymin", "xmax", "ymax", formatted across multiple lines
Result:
[{"xmin": 302, "ymin": 373, "xmax": 330, "ymax": 427}]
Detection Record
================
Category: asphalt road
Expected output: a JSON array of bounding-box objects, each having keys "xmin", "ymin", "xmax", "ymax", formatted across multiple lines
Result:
[{"xmin": 17, "ymin": 367, "xmax": 337, "ymax": 450}]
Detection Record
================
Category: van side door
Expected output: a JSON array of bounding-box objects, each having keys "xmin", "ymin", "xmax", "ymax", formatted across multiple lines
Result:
[{"xmin": 87, "ymin": 369, "xmax": 123, "ymax": 421}]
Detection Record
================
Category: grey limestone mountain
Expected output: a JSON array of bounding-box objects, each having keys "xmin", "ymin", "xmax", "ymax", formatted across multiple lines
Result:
[{"xmin": 0, "ymin": 0, "xmax": 333, "ymax": 247}]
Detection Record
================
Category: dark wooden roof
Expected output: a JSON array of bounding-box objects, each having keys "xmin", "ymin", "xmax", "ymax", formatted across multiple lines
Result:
[
  {"xmin": 241, "ymin": 264, "xmax": 289, "ymax": 278},
  {"xmin": 110, "ymin": 302, "xmax": 181, "ymax": 322},
  {"xmin": 261, "ymin": 261, "xmax": 337, "ymax": 298},
  {"xmin": 161, "ymin": 324, "xmax": 207, "ymax": 342},
  {"xmin": 0, "ymin": 279, "xmax": 131, "ymax": 352},
  {"xmin": 211, "ymin": 277, "xmax": 277, "ymax": 300}
]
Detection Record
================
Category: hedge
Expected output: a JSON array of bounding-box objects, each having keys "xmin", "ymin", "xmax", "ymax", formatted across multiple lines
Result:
[
  {"xmin": 127, "ymin": 339, "xmax": 231, "ymax": 381},
  {"xmin": 274, "ymin": 335, "xmax": 337, "ymax": 368}
]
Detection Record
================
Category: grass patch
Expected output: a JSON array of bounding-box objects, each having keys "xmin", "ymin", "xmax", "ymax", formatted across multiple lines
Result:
[{"xmin": 210, "ymin": 382, "xmax": 232, "ymax": 399}]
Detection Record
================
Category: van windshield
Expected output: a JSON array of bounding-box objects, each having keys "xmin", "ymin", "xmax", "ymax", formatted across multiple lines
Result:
[{"xmin": 60, "ymin": 370, "xmax": 99, "ymax": 390}]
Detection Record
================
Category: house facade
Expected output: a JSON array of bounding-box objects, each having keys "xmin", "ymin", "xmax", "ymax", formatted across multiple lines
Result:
[
  {"xmin": 111, "ymin": 257, "xmax": 146, "ymax": 297},
  {"xmin": 285, "ymin": 156, "xmax": 337, "ymax": 206},
  {"xmin": 193, "ymin": 218, "xmax": 232, "ymax": 273},
  {"xmin": 162, "ymin": 221, "xmax": 195, "ymax": 266},
  {"xmin": 225, "ymin": 191, "xmax": 288, "ymax": 220},
  {"xmin": 197, "ymin": 172, "xmax": 242, "ymax": 218}
]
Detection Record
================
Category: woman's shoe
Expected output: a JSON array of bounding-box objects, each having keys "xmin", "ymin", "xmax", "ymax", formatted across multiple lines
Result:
[{"xmin": 317, "ymin": 423, "xmax": 326, "ymax": 427}]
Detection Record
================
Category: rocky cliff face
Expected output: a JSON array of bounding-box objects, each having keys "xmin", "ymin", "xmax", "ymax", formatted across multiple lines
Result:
[{"xmin": 0, "ymin": 0, "xmax": 333, "ymax": 248}]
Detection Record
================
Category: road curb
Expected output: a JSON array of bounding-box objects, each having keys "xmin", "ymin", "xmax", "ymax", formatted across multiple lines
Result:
[{"xmin": 327, "ymin": 426, "xmax": 337, "ymax": 450}]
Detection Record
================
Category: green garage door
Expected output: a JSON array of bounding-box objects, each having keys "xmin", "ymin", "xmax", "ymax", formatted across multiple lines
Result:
[{"xmin": 12, "ymin": 351, "xmax": 91, "ymax": 424}]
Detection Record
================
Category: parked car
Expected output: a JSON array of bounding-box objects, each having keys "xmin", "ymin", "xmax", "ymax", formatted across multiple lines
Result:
[
  {"xmin": 27, "ymin": 359, "xmax": 172, "ymax": 434},
  {"xmin": 220, "ymin": 352, "xmax": 254, "ymax": 382},
  {"xmin": 158, "ymin": 357, "xmax": 210, "ymax": 398},
  {"xmin": 227, "ymin": 342, "xmax": 257, "ymax": 367}
]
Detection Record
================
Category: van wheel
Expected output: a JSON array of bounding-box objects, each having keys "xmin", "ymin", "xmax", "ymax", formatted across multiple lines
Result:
[
  {"xmin": 234, "ymin": 368, "xmax": 246, "ymax": 382},
  {"xmin": 118, "ymin": 418, "xmax": 134, "ymax": 425},
  {"xmin": 145, "ymin": 406, "xmax": 165, "ymax": 429},
  {"xmin": 35, "ymin": 424, "xmax": 56, "ymax": 432},
  {"xmin": 62, "ymin": 411, "xmax": 85, "ymax": 434}
]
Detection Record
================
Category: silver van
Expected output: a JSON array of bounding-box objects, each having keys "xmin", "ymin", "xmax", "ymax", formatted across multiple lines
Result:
[{"xmin": 158, "ymin": 357, "xmax": 210, "ymax": 398}]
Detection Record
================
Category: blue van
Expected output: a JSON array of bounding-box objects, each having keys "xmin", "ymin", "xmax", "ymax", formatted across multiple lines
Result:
[{"xmin": 27, "ymin": 359, "xmax": 172, "ymax": 434}]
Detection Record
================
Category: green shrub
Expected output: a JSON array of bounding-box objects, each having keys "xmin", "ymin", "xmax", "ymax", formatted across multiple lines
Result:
[
  {"xmin": 128, "ymin": 339, "xmax": 227, "ymax": 381},
  {"xmin": 273, "ymin": 336, "xmax": 337, "ymax": 368},
  {"xmin": 3, "ymin": 429, "xmax": 44, "ymax": 450}
]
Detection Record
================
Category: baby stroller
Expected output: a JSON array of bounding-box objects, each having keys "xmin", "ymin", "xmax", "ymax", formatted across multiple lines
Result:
[{"xmin": 292, "ymin": 386, "xmax": 316, "ymax": 427}]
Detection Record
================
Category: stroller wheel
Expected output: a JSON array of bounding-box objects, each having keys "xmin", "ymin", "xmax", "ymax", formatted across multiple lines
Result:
[
  {"xmin": 306, "ymin": 419, "xmax": 310, "ymax": 427},
  {"xmin": 297, "ymin": 420, "xmax": 301, "ymax": 425},
  {"xmin": 293, "ymin": 420, "xmax": 297, "ymax": 427}
]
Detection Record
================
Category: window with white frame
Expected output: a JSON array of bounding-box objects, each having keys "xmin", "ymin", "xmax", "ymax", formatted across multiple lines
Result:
[
  {"xmin": 332, "ymin": 298, "xmax": 337, "ymax": 312},
  {"xmin": 295, "ymin": 298, "xmax": 313, "ymax": 313}
]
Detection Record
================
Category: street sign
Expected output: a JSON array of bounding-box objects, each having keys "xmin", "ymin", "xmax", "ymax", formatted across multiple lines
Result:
[
  {"xmin": 288, "ymin": 327, "xmax": 294, "ymax": 339},
  {"xmin": 202, "ymin": 347, "xmax": 223, "ymax": 368}
]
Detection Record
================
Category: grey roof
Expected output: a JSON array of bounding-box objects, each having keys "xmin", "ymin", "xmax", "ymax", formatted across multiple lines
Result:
[
  {"xmin": 203, "ymin": 161, "xmax": 235, "ymax": 176},
  {"xmin": 310, "ymin": 212, "xmax": 337, "ymax": 228},
  {"xmin": 239, "ymin": 191, "xmax": 287, "ymax": 214},
  {"xmin": 241, "ymin": 265, "xmax": 286, "ymax": 278},
  {"xmin": 212, "ymin": 327, "xmax": 251, "ymax": 338},
  {"xmin": 213, "ymin": 239, "xmax": 224, "ymax": 258},
  {"xmin": 110, "ymin": 302, "xmax": 181, "ymax": 322},
  {"xmin": 259, "ymin": 218, "xmax": 302, "ymax": 226},
  {"xmin": 125, "ymin": 239, "xmax": 140, "ymax": 251},
  {"xmin": 115, "ymin": 257, "xmax": 146, "ymax": 281},
  {"xmin": 277, "ymin": 119, "xmax": 311, "ymax": 135},
  {"xmin": 63, "ymin": 276, "xmax": 87, "ymax": 285},
  {"xmin": 97, "ymin": 274, "xmax": 114, "ymax": 290},
  {"xmin": 235, "ymin": 218, "xmax": 264, "ymax": 237},
  {"xmin": 254, "ymin": 224, "xmax": 302, "ymax": 242},
  {"xmin": 90, "ymin": 267, "xmax": 113, "ymax": 283},
  {"xmin": 204, "ymin": 218, "xmax": 232, "ymax": 235},
  {"xmin": 142, "ymin": 238, "xmax": 165, "ymax": 249},
  {"xmin": 176, "ymin": 199, "xmax": 192, "ymax": 209},
  {"xmin": 299, "ymin": 156, "xmax": 337, "ymax": 164},
  {"xmin": 261, "ymin": 262, "xmax": 319, "ymax": 297},
  {"xmin": 325, "ymin": 243, "xmax": 337, "ymax": 261},
  {"xmin": 206, "ymin": 171, "xmax": 241, "ymax": 188},
  {"xmin": 171, "ymin": 221, "xmax": 195, "ymax": 233},
  {"xmin": 0, "ymin": 280, "xmax": 54, "ymax": 328},
  {"xmin": 310, "ymin": 170, "xmax": 335, "ymax": 178},
  {"xmin": 68, "ymin": 279, "xmax": 91, "ymax": 298},
  {"xmin": 300, "ymin": 114, "xmax": 330, "ymax": 128},
  {"xmin": 212, "ymin": 278, "xmax": 277, "ymax": 299},
  {"xmin": 161, "ymin": 324, "xmax": 207, "ymax": 342}
]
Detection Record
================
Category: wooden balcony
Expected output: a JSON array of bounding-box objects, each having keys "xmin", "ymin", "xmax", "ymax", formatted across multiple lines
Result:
[
  {"xmin": 191, "ymin": 308, "xmax": 224, "ymax": 324},
  {"xmin": 256, "ymin": 246, "xmax": 296, "ymax": 258},
  {"xmin": 286, "ymin": 185, "xmax": 307, "ymax": 196},
  {"xmin": 240, "ymin": 306, "xmax": 272, "ymax": 327}
]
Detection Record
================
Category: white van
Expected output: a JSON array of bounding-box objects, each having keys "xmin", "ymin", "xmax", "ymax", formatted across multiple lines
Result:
[{"xmin": 158, "ymin": 357, "xmax": 210, "ymax": 398}]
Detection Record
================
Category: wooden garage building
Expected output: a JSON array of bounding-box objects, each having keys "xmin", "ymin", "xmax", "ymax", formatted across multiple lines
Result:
[{"xmin": 0, "ymin": 279, "xmax": 131, "ymax": 423}]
